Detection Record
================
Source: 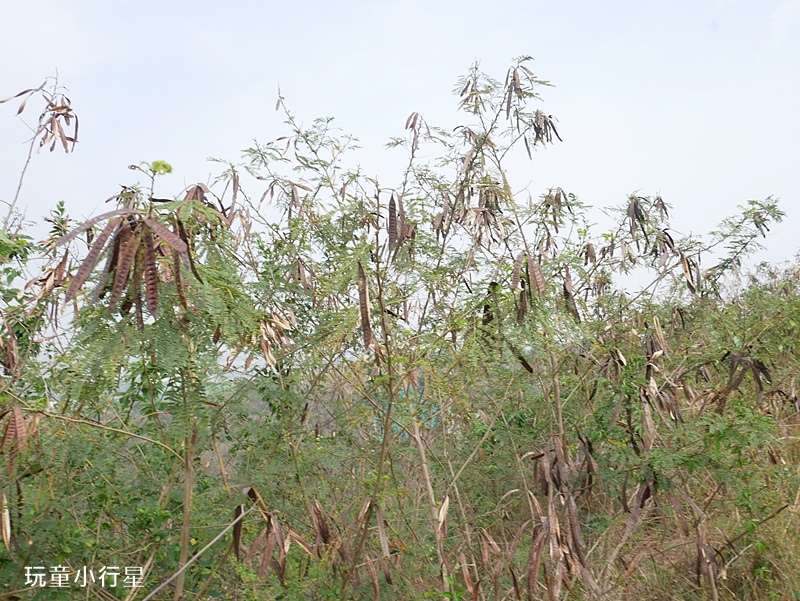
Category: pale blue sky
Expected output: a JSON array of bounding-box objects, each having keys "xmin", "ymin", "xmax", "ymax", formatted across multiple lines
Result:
[{"xmin": 2, "ymin": 0, "xmax": 798, "ymax": 267}]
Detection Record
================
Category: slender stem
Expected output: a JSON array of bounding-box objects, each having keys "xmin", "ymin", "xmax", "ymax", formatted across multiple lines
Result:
[
  {"xmin": 26, "ymin": 409, "xmax": 182, "ymax": 461},
  {"xmin": 174, "ymin": 423, "xmax": 196, "ymax": 601},
  {"xmin": 212, "ymin": 431, "xmax": 231, "ymax": 497},
  {"xmin": 340, "ymin": 203, "xmax": 396, "ymax": 600},
  {"xmin": 3, "ymin": 135, "xmax": 37, "ymax": 230},
  {"xmin": 411, "ymin": 420, "xmax": 450, "ymax": 589},
  {"xmin": 139, "ymin": 503, "xmax": 257, "ymax": 601}
]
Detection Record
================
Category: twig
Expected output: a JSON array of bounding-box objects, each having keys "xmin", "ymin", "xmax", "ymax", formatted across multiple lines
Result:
[
  {"xmin": 25, "ymin": 408, "xmax": 183, "ymax": 461},
  {"xmin": 2, "ymin": 134, "xmax": 37, "ymax": 230}
]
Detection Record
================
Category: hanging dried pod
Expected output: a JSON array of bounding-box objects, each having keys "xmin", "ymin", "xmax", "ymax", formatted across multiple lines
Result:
[
  {"xmin": 511, "ymin": 252, "xmax": 525, "ymax": 290},
  {"xmin": 388, "ymin": 194, "xmax": 397, "ymax": 249},
  {"xmin": 64, "ymin": 217, "xmax": 122, "ymax": 302},
  {"xmin": 357, "ymin": 261, "xmax": 373, "ymax": 349},
  {"xmin": 517, "ymin": 280, "xmax": 528, "ymax": 324},
  {"xmin": 527, "ymin": 255, "xmax": 547, "ymax": 299},
  {"xmin": 142, "ymin": 230, "xmax": 159, "ymax": 316},
  {"xmin": 680, "ymin": 253, "xmax": 696, "ymax": 294},
  {"xmin": 563, "ymin": 265, "xmax": 581, "ymax": 323},
  {"xmin": 107, "ymin": 221, "xmax": 139, "ymax": 312}
]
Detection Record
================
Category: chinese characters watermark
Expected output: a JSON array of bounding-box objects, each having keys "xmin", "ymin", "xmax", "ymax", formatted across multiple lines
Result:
[{"xmin": 24, "ymin": 566, "xmax": 144, "ymax": 589}]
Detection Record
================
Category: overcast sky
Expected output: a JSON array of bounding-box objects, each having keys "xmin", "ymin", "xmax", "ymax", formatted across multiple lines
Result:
[{"xmin": 2, "ymin": 0, "xmax": 798, "ymax": 268}]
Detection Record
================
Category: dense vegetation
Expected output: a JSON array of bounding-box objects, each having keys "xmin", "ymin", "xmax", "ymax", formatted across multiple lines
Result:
[{"xmin": 1, "ymin": 60, "xmax": 798, "ymax": 601}]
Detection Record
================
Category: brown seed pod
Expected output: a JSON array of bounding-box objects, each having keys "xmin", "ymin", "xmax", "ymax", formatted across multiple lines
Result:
[
  {"xmin": 143, "ymin": 230, "xmax": 159, "ymax": 316},
  {"xmin": 357, "ymin": 261, "xmax": 372, "ymax": 349}
]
